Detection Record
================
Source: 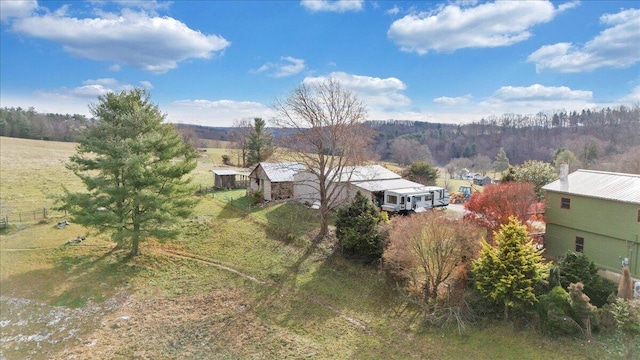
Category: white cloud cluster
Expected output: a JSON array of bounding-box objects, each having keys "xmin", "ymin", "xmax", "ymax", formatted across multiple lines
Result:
[
  {"xmin": 387, "ymin": 1, "xmax": 559, "ymax": 54},
  {"xmin": 433, "ymin": 94, "xmax": 472, "ymax": 106},
  {"xmin": 34, "ymin": 78, "xmax": 153, "ymax": 100},
  {"xmin": 303, "ymin": 72, "xmax": 411, "ymax": 109},
  {"xmin": 480, "ymin": 84, "xmax": 596, "ymax": 114},
  {"xmin": 301, "ymin": 0, "xmax": 363, "ymax": 13},
  {"xmin": 10, "ymin": 7, "xmax": 230, "ymax": 73},
  {"xmin": 254, "ymin": 56, "xmax": 306, "ymax": 78},
  {"xmin": 0, "ymin": 0, "xmax": 37, "ymax": 22},
  {"xmin": 164, "ymin": 99, "xmax": 275, "ymax": 126},
  {"xmin": 527, "ymin": 8, "xmax": 640, "ymax": 72},
  {"xmin": 617, "ymin": 85, "xmax": 640, "ymax": 104}
]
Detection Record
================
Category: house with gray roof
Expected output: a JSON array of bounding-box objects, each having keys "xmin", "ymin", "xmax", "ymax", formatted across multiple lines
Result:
[{"xmin": 542, "ymin": 169, "xmax": 640, "ymax": 279}]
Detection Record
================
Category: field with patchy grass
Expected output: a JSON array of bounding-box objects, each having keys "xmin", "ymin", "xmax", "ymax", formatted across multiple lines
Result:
[{"xmin": 0, "ymin": 136, "xmax": 626, "ymax": 359}]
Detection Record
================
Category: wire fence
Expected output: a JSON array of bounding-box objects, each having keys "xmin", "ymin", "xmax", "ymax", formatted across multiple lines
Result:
[{"xmin": 0, "ymin": 208, "xmax": 67, "ymax": 227}]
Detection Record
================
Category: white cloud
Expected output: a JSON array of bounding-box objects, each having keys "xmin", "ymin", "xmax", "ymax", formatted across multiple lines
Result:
[
  {"xmin": 10, "ymin": 8, "xmax": 230, "ymax": 73},
  {"xmin": 480, "ymin": 84, "xmax": 595, "ymax": 114},
  {"xmin": 433, "ymin": 95, "xmax": 472, "ymax": 105},
  {"xmin": 527, "ymin": 8, "xmax": 640, "ymax": 72},
  {"xmin": 0, "ymin": 0, "xmax": 37, "ymax": 22},
  {"xmin": 301, "ymin": 0, "xmax": 363, "ymax": 13},
  {"xmin": 617, "ymin": 85, "xmax": 640, "ymax": 104},
  {"xmin": 254, "ymin": 56, "xmax": 306, "ymax": 78},
  {"xmin": 139, "ymin": 80, "xmax": 154, "ymax": 89},
  {"xmin": 387, "ymin": 1, "xmax": 559, "ymax": 54},
  {"xmin": 34, "ymin": 78, "xmax": 139, "ymax": 100},
  {"xmin": 164, "ymin": 99, "xmax": 275, "ymax": 127},
  {"xmin": 386, "ymin": 6, "xmax": 400, "ymax": 16},
  {"xmin": 303, "ymin": 72, "xmax": 411, "ymax": 109}
]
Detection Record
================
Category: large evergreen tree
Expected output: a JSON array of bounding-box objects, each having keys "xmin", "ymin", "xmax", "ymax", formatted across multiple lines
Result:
[
  {"xmin": 246, "ymin": 117, "xmax": 274, "ymax": 166},
  {"xmin": 471, "ymin": 217, "xmax": 550, "ymax": 320},
  {"xmin": 60, "ymin": 89, "xmax": 199, "ymax": 257}
]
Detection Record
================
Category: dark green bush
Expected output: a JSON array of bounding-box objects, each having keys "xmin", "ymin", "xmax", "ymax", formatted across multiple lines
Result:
[
  {"xmin": 548, "ymin": 252, "xmax": 617, "ymax": 307},
  {"xmin": 336, "ymin": 191, "xmax": 385, "ymax": 263}
]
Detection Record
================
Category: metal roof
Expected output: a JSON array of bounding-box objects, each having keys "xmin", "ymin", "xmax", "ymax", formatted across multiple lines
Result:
[
  {"xmin": 253, "ymin": 162, "xmax": 305, "ymax": 182},
  {"xmin": 352, "ymin": 178, "xmax": 428, "ymax": 192},
  {"xmin": 212, "ymin": 169, "xmax": 238, "ymax": 176},
  {"xmin": 542, "ymin": 169, "xmax": 640, "ymax": 205},
  {"xmin": 337, "ymin": 165, "xmax": 402, "ymax": 182}
]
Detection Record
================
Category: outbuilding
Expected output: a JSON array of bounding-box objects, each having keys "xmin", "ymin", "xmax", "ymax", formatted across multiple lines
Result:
[
  {"xmin": 249, "ymin": 162, "xmax": 305, "ymax": 201},
  {"xmin": 212, "ymin": 169, "xmax": 249, "ymax": 189}
]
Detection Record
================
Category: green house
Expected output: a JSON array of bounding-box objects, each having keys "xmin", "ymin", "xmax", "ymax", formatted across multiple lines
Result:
[{"xmin": 542, "ymin": 169, "xmax": 640, "ymax": 279}]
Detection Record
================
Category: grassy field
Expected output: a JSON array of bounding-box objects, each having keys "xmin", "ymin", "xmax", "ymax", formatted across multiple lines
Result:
[{"xmin": 0, "ymin": 136, "xmax": 628, "ymax": 359}]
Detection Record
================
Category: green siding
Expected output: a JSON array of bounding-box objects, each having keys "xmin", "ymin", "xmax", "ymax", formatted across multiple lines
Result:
[{"xmin": 545, "ymin": 191, "xmax": 640, "ymax": 278}]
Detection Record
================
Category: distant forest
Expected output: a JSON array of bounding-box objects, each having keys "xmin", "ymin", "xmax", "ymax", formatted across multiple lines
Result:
[{"xmin": 2, "ymin": 105, "xmax": 639, "ymax": 173}]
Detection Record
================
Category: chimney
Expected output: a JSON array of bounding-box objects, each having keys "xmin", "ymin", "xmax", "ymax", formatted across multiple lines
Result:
[{"xmin": 560, "ymin": 163, "xmax": 569, "ymax": 181}]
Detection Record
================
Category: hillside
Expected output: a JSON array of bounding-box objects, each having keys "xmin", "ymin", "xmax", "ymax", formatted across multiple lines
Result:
[{"xmin": 0, "ymin": 137, "xmax": 629, "ymax": 359}]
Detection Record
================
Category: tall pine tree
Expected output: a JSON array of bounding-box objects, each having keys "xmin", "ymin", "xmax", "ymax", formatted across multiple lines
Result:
[
  {"xmin": 247, "ymin": 117, "xmax": 274, "ymax": 166},
  {"xmin": 60, "ymin": 89, "xmax": 199, "ymax": 257}
]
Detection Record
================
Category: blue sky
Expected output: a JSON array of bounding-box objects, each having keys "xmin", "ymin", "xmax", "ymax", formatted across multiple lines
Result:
[{"xmin": 1, "ymin": 0, "xmax": 638, "ymax": 127}]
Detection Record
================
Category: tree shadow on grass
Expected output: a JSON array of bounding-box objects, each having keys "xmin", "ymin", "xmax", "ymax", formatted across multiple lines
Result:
[{"xmin": 2, "ymin": 246, "xmax": 141, "ymax": 308}]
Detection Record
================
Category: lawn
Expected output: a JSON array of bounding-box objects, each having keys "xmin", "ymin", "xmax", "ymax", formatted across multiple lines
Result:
[{"xmin": 0, "ymin": 137, "xmax": 629, "ymax": 359}]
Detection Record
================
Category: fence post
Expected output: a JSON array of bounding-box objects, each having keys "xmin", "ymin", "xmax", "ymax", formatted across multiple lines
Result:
[{"xmin": 44, "ymin": 208, "xmax": 47, "ymax": 219}]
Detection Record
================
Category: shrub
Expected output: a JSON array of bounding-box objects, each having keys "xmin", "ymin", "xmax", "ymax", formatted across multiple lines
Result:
[
  {"xmin": 537, "ymin": 286, "xmax": 581, "ymax": 336},
  {"xmin": 336, "ymin": 191, "xmax": 385, "ymax": 263},
  {"xmin": 548, "ymin": 252, "xmax": 617, "ymax": 307}
]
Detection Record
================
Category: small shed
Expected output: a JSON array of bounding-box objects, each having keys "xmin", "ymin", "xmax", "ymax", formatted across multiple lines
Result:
[
  {"xmin": 249, "ymin": 162, "xmax": 305, "ymax": 201},
  {"xmin": 212, "ymin": 169, "xmax": 249, "ymax": 189},
  {"xmin": 473, "ymin": 174, "xmax": 492, "ymax": 186}
]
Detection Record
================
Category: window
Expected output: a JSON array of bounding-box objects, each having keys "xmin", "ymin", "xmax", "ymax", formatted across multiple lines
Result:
[
  {"xmin": 387, "ymin": 195, "xmax": 398, "ymax": 204},
  {"xmin": 637, "ymin": 209, "xmax": 640, "ymax": 223},
  {"xmin": 561, "ymin": 197, "xmax": 571, "ymax": 209},
  {"xmin": 575, "ymin": 236, "xmax": 584, "ymax": 253}
]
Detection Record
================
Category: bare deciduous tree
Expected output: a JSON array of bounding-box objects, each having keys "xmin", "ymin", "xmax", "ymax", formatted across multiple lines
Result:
[
  {"xmin": 228, "ymin": 119, "xmax": 252, "ymax": 167},
  {"xmin": 272, "ymin": 78, "xmax": 373, "ymax": 238},
  {"xmin": 384, "ymin": 213, "xmax": 482, "ymax": 304},
  {"xmin": 390, "ymin": 137, "xmax": 433, "ymax": 166}
]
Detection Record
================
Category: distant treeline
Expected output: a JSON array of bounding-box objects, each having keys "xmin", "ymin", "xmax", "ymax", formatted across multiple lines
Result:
[
  {"xmin": 367, "ymin": 105, "xmax": 640, "ymax": 165},
  {"xmin": 2, "ymin": 105, "xmax": 639, "ymax": 169},
  {"xmin": 0, "ymin": 107, "xmax": 89, "ymax": 142}
]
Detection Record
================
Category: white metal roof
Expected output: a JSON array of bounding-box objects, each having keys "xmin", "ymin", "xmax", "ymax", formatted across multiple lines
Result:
[
  {"xmin": 337, "ymin": 164, "xmax": 402, "ymax": 182},
  {"xmin": 542, "ymin": 169, "xmax": 640, "ymax": 205},
  {"xmin": 254, "ymin": 162, "xmax": 305, "ymax": 182},
  {"xmin": 353, "ymin": 178, "xmax": 429, "ymax": 192},
  {"xmin": 212, "ymin": 169, "xmax": 238, "ymax": 176}
]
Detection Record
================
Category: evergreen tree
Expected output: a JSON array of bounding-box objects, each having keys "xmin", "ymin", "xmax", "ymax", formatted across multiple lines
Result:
[
  {"xmin": 336, "ymin": 191, "xmax": 385, "ymax": 262},
  {"xmin": 403, "ymin": 161, "xmax": 439, "ymax": 185},
  {"xmin": 471, "ymin": 217, "xmax": 551, "ymax": 320},
  {"xmin": 246, "ymin": 117, "xmax": 274, "ymax": 166},
  {"xmin": 59, "ymin": 89, "xmax": 199, "ymax": 257},
  {"xmin": 493, "ymin": 147, "xmax": 510, "ymax": 175}
]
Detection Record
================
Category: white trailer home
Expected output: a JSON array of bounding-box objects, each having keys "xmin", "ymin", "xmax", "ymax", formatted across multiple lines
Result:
[
  {"xmin": 293, "ymin": 164, "xmax": 449, "ymax": 213},
  {"xmin": 377, "ymin": 186, "xmax": 450, "ymax": 214}
]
